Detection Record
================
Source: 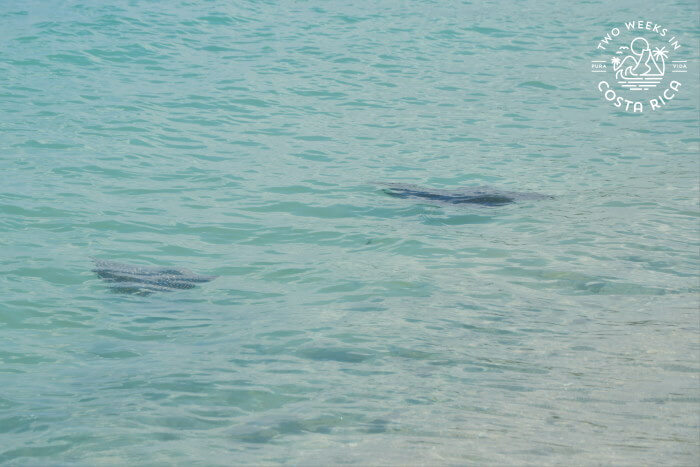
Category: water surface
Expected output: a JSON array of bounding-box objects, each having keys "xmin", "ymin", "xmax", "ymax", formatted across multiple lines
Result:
[{"xmin": 1, "ymin": 0, "xmax": 698, "ymax": 464}]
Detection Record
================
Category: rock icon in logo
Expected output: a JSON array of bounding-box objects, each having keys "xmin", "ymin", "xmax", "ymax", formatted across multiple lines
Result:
[{"xmin": 612, "ymin": 38, "xmax": 668, "ymax": 90}]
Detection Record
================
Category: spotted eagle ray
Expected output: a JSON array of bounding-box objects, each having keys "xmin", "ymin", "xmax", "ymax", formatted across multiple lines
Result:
[
  {"xmin": 381, "ymin": 183, "xmax": 552, "ymax": 206},
  {"xmin": 92, "ymin": 259, "xmax": 217, "ymax": 294}
]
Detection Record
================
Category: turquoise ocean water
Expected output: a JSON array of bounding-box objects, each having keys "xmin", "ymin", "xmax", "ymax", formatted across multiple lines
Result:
[{"xmin": 1, "ymin": 0, "xmax": 699, "ymax": 464}]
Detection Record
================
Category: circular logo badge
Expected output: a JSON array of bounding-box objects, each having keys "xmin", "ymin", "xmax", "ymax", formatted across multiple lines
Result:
[{"xmin": 591, "ymin": 21, "xmax": 687, "ymax": 113}]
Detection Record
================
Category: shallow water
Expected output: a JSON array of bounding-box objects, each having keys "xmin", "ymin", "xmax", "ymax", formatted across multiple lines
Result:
[{"xmin": 1, "ymin": 0, "xmax": 699, "ymax": 465}]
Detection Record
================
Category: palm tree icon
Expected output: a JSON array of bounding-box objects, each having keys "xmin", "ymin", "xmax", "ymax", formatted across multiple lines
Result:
[
  {"xmin": 651, "ymin": 46, "xmax": 668, "ymax": 76},
  {"xmin": 652, "ymin": 46, "xmax": 668, "ymax": 61},
  {"xmin": 651, "ymin": 47, "xmax": 668, "ymax": 76}
]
